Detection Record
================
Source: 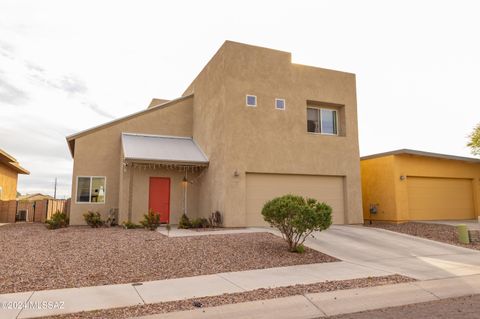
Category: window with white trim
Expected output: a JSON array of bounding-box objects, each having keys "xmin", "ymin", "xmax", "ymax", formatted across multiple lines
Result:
[
  {"xmin": 76, "ymin": 176, "xmax": 106, "ymax": 203},
  {"xmin": 246, "ymin": 95, "xmax": 257, "ymax": 107},
  {"xmin": 307, "ymin": 107, "xmax": 338, "ymax": 135},
  {"xmin": 275, "ymin": 98, "xmax": 285, "ymax": 110}
]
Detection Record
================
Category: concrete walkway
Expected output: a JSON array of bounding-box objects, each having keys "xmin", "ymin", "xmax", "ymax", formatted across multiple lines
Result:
[
  {"xmin": 0, "ymin": 261, "xmax": 389, "ymax": 319},
  {"xmin": 305, "ymin": 225, "xmax": 480, "ymax": 280},
  {"xmin": 136, "ymin": 274, "xmax": 480, "ymax": 319}
]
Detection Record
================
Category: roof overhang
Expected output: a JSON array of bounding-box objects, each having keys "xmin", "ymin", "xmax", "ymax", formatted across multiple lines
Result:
[
  {"xmin": 0, "ymin": 149, "xmax": 29, "ymax": 174},
  {"xmin": 65, "ymin": 94, "xmax": 194, "ymax": 158},
  {"xmin": 121, "ymin": 133, "xmax": 209, "ymax": 167},
  {"xmin": 361, "ymin": 149, "xmax": 480, "ymax": 163}
]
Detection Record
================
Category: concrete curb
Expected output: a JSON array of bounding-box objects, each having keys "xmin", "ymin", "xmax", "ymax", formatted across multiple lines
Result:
[{"xmin": 133, "ymin": 274, "xmax": 480, "ymax": 319}]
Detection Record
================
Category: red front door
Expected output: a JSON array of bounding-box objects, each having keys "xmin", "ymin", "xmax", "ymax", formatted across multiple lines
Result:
[{"xmin": 149, "ymin": 177, "xmax": 170, "ymax": 223}]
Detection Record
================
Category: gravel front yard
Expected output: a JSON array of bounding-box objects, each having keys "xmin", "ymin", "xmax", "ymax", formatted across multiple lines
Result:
[
  {"xmin": 39, "ymin": 275, "xmax": 414, "ymax": 319},
  {"xmin": 0, "ymin": 223, "xmax": 336, "ymax": 294},
  {"xmin": 366, "ymin": 222, "xmax": 480, "ymax": 250}
]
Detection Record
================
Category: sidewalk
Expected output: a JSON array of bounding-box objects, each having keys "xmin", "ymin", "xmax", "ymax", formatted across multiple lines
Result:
[
  {"xmin": 136, "ymin": 274, "xmax": 480, "ymax": 319},
  {"xmin": 0, "ymin": 261, "xmax": 389, "ymax": 319}
]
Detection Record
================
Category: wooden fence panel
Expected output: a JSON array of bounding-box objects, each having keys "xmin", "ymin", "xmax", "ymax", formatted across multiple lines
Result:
[{"xmin": 0, "ymin": 200, "xmax": 17, "ymax": 223}]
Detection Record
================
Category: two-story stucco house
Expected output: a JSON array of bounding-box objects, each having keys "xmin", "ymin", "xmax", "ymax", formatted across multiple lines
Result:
[{"xmin": 66, "ymin": 41, "xmax": 363, "ymax": 227}]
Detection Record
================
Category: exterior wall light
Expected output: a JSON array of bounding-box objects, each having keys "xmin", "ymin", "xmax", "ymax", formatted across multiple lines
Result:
[
  {"xmin": 233, "ymin": 170, "xmax": 240, "ymax": 177},
  {"xmin": 400, "ymin": 175, "xmax": 406, "ymax": 181}
]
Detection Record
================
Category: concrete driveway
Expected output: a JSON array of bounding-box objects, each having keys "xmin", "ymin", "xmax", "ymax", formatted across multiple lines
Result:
[{"xmin": 305, "ymin": 225, "xmax": 480, "ymax": 280}]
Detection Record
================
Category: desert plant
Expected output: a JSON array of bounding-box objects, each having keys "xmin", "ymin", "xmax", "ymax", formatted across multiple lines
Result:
[
  {"xmin": 83, "ymin": 211, "xmax": 105, "ymax": 228},
  {"xmin": 190, "ymin": 217, "xmax": 209, "ymax": 229},
  {"xmin": 140, "ymin": 209, "xmax": 161, "ymax": 231},
  {"xmin": 209, "ymin": 211, "xmax": 222, "ymax": 227},
  {"xmin": 178, "ymin": 213, "xmax": 191, "ymax": 229},
  {"xmin": 122, "ymin": 221, "xmax": 140, "ymax": 229},
  {"xmin": 261, "ymin": 194, "xmax": 332, "ymax": 252},
  {"xmin": 45, "ymin": 211, "xmax": 69, "ymax": 230},
  {"xmin": 106, "ymin": 208, "xmax": 118, "ymax": 227}
]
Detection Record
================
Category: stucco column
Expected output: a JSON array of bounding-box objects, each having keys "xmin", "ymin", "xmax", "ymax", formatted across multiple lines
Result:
[{"xmin": 127, "ymin": 164, "xmax": 134, "ymax": 222}]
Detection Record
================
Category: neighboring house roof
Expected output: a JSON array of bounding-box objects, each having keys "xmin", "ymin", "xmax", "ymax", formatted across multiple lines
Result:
[
  {"xmin": 121, "ymin": 133, "xmax": 209, "ymax": 165},
  {"xmin": 147, "ymin": 98, "xmax": 170, "ymax": 109},
  {"xmin": 361, "ymin": 149, "xmax": 480, "ymax": 163},
  {"xmin": 0, "ymin": 149, "xmax": 30, "ymax": 174},
  {"xmin": 65, "ymin": 94, "xmax": 194, "ymax": 157},
  {"xmin": 17, "ymin": 193, "xmax": 54, "ymax": 201}
]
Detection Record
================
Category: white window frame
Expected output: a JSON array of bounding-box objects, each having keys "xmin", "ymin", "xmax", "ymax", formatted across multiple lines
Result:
[
  {"xmin": 246, "ymin": 94, "xmax": 257, "ymax": 107},
  {"xmin": 75, "ymin": 176, "xmax": 107, "ymax": 204},
  {"xmin": 275, "ymin": 98, "xmax": 286, "ymax": 110},
  {"xmin": 307, "ymin": 106, "xmax": 339, "ymax": 136}
]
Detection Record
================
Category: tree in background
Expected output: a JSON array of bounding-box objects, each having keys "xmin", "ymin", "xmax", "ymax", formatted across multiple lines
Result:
[{"xmin": 468, "ymin": 123, "xmax": 480, "ymax": 156}]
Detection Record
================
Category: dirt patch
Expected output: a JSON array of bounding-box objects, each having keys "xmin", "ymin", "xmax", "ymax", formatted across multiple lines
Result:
[
  {"xmin": 39, "ymin": 275, "xmax": 414, "ymax": 319},
  {"xmin": 331, "ymin": 294, "xmax": 480, "ymax": 319},
  {"xmin": 366, "ymin": 222, "xmax": 480, "ymax": 251},
  {"xmin": 0, "ymin": 223, "xmax": 336, "ymax": 294}
]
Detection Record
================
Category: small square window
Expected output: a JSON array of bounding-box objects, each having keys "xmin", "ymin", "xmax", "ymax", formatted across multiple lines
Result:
[
  {"xmin": 246, "ymin": 95, "xmax": 257, "ymax": 107},
  {"xmin": 275, "ymin": 98, "xmax": 285, "ymax": 110}
]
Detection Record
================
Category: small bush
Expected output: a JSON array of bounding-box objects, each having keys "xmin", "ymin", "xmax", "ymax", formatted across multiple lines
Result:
[
  {"xmin": 178, "ymin": 214, "xmax": 191, "ymax": 229},
  {"xmin": 261, "ymin": 194, "xmax": 332, "ymax": 252},
  {"xmin": 122, "ymin": 221, "xmax": 140, "ymax": 229},
  {"xmin": 140, "ymin": 210, "xmax": 161, "ymax": 231},
  {"xmin": 294, "ymin": 244, "xmax": 305, "ymax": 254},
  {"xmin": 45, "ymin": 211, "xmax": 69, "ymax": 230},
  {"xmin": 190, "ymin": 217, "xmax": 209, "ymax": 229},
  {"xmin": 83, "ymin": 211, "xmax": 105, "ymax": 228}
]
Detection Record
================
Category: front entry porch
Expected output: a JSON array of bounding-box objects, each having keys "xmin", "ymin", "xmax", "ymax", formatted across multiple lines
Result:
[{"xmin": 119, "ymin": 133, "xmax": 209, "ymax": 225}]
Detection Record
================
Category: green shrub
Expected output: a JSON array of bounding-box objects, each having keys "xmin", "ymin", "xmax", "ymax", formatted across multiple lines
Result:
[
  {"xmin": 178, "ymin": 214, "xmax": 191, "ymax": 229},
  {"xmin": 294, "ymin": 244, "xmax": 305, "ymax": 254},
  {"xmin": 45, "ymin": 211, "xmax": 69, "ymax": 230},
  {"xmin": 261, "ymin": 194, "xmax": 332, "ymax": 252},
  {"xmin": 140, "ymin": 210, "xmax": 161, "ymax": 231},
  {"xmin": 188, "ymin": 217, "xmax": 210, "ymax": 229},
  {"xmin": 122, "ymin": 221, "xmax": 140, "ymax": 229},
  {"xmin": 83, "ymin": 211, "xmax": 105, "ymax": 228}
]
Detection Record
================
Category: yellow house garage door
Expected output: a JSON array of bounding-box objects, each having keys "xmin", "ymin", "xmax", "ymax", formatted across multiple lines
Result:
[
  {"xmin": 245, "ymin": 173, "xmax": 345, "ymax": 226},
  {"xmin": 407, "ymin": 177, "xmax": 475, "ymax": 220}
]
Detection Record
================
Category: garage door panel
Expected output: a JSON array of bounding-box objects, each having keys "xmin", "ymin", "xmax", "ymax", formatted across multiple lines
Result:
[
  {"xmin": 246, "ymin": 173, "xmax": 345, "ymax": 226},
  {"xmin": 407, "ymin": 177, "xmax": 474, "ymax": 220}
]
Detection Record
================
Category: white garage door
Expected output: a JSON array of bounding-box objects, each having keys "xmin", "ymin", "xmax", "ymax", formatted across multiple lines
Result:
[{"xmin": 245, "ymin": 173, "xmax": 345, "ymax": 226}]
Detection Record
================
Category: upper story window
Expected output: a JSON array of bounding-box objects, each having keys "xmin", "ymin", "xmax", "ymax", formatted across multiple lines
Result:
[
  {"xmin": 275, "ymin": 98, "xmax": 286, "ymax": 110},
  {"xmin": 246, "ymin": 95, "xmax": 257, "ymax": 107},
  {"xmin": 76, "ymin": 176, "xmax": 106, "ymax": 203},
  {"xmin": 307, "ymin": 107, "xmax": 338, "ymax": 135}
]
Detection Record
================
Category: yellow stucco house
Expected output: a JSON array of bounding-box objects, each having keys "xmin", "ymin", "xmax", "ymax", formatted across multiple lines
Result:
[
  {"xmin": 0, "ymin": 149, "xmax": 29, "ymax": 201},
  {"xmin": 361, "ymin": 149, "xmax": 480, "ymax": 222},
  {"xmin": 66, "ymin": 41, "xmax": 363, "ymax": 227}
]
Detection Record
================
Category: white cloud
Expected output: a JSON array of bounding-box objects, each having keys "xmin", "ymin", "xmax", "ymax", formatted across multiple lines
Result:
[{"xmin": 0, "ymin": 0, "xmax": 479, "ymax": 197}]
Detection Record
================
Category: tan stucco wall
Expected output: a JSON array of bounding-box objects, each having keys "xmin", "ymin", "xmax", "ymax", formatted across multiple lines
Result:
[
  {"xmin": 69, "ymin": 97, "xmax": 194, "ymax": 225},
  {"xmin": 361, "ymin": 154, "xmax": 480, "ymax": 222},
  {"xmin": 187, "ymin": 41, "xmax": 363, "ymax": 225},
  {"xmin": 0, "ymin": 162, "xmax": 19, "ymax": 201}
]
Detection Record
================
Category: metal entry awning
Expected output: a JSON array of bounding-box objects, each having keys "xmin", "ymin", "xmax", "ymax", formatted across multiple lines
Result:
[{"xmin": 121, "ymin": 133, "xmax": 209, "ymax": 166}]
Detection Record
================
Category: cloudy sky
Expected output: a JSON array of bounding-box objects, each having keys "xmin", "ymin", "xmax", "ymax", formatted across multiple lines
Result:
[{"xmin": 0, "ymin": 0, "xmax": 479, "ymax": 198}]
